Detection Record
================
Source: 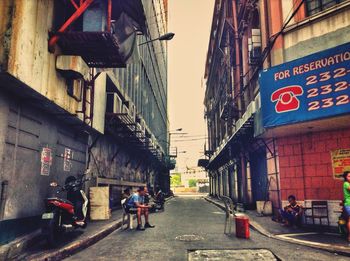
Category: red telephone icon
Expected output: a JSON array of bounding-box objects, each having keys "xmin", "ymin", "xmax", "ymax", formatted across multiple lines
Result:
[{"xmin": 271, "ymin": 85, "xmax": 303, "ymax": 113}]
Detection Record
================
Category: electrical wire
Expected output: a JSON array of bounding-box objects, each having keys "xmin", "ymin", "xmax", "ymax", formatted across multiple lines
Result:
[{"xmin": 208, "ymin": 0, "xmax": 306, "ymax": 98}]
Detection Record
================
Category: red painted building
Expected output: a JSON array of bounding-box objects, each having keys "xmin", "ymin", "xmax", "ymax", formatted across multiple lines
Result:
[{"xmin": 204, "ymin": 0, "xmax": 350, "ymax": 227}]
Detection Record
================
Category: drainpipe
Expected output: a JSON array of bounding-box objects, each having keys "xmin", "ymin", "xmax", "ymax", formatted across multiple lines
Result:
[
  {"xmin": 240, "ymin": 153, "xmax": 248, "ymax": 205},
  {"xmin": 232, "ymin": 0, "xmax": 241, "ymax": 98},
  {"xmin": 272, "ymin": 139, "xmax": 282, "ymax": 210},
  {"xmin": 0, "ymin": 180, "xmax": 8, "ymax": 219},
  {"xmin": 263, "ymin": 0, "xmax": 271, "ymax": 67}
]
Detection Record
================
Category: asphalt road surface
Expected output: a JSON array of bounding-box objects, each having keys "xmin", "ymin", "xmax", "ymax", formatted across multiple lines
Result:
[{"xmin": 66, "ymin": 196, "xmax": 348, "ymax": 261}]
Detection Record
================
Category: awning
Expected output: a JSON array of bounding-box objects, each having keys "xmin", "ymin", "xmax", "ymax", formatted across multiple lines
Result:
[{"xmin": 112, "ymin": 0, "xmax": 147, "ymax": 34}]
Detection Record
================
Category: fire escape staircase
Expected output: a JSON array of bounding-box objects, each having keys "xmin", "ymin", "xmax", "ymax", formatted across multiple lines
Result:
[{"xmin": 50, "ymin": 0, "xmax": 165, "ymax": 165}]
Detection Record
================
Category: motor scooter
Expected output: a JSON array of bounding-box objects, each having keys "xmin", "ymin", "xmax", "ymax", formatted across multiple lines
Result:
[{"xmin": 41, "ymin": 175, "xmax": 90, "ymax": 247}]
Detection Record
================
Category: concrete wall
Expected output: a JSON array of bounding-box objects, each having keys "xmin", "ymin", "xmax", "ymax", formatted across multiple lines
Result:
[
  {"xmin": 0, "ymin": 0, "xmax": 106, "ymax": 133},
  {"xmin": 0, "ymin": 89, "xmax": 88, "ymax": 220},
  {"xmin": 89, "ymin": 135, "xmax": 149, "ymax": 184},
  {"xmin": 271, "ymin": 1, "xmax": 350, "ymax": 65}
]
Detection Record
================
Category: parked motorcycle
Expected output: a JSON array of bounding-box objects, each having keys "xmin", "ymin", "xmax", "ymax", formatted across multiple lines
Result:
[
  {"xmin": 41, "ymin": 175, "xmax": 90, "ymax": 247},
  {"xmin": 154, "ymin": 189, "xmax": 165, "ymax": 211}
]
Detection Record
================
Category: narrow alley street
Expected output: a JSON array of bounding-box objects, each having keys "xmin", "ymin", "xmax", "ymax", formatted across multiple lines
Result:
[
  {"xmin": 66, "ymin": 196, "xmax": 346, "ymax": 261},
  {"xmin": 1, "ymin": 0, "xmax": 350, "ymax": 260}
]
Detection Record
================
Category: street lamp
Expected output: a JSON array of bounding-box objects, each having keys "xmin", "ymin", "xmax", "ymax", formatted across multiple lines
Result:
[{"xmin": 139, "ymin": 32, "xmax": 175, "ymax": 46}]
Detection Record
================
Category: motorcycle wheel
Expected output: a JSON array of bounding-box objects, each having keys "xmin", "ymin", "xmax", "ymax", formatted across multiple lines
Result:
[{"xmin": 42, "ymin": 211, "xmax": 61, "ymax": 247}]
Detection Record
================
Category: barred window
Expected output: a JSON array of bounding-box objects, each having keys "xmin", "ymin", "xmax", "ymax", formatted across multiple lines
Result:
[{"xmin": 306, "ymin": 0, "xmax": 346, "ymax": 16}]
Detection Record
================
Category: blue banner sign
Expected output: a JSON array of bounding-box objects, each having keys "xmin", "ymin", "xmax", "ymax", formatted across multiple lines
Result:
[{"xmin": 259, "ymin": 42, "xmax": 350, "ymax": 128}]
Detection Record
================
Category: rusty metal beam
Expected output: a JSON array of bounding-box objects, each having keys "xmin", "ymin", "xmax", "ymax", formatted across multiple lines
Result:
[
  {"xmin": 107, "ymin": 0, "xmax": 112, "ymax": 32},
  {"xmin": 69, "ymin": 0, "xmax": 79, "ymax": 10},
  {"xmin": 49, "ymin": 0, "xmax": 94, "ymax": 51}
]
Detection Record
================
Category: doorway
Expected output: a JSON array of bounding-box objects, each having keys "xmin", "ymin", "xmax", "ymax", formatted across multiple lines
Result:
[{"xmin": 249, "ymin": 148, "xmax": 268, "ymax": 202}]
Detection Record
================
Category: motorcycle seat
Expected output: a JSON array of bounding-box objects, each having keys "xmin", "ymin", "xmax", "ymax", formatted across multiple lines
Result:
[{"xmin": 47, "ymin": 197, "xmax": 73, "ymax": 205}]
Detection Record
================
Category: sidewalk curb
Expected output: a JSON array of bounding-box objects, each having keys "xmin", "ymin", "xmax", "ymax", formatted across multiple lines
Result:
[
  {"xmin": 204, "ymin": 196, "xmax": 350, "ymax": 257},
  {"xmin": 0, "ymin": 229, "xmax": 42, "ymax": 260},
  {"xmin": 23, "ymin": 197, "xmax": 174, "ymax": 260},
  {"xmin": 25, "ymin": 218, "xmax": 125, "ymax": 261}
]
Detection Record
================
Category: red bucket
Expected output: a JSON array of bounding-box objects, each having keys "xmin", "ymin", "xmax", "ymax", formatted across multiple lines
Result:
[{"xmin": 235, "ymin": 215, "xmax": 250, "ymax": 239}]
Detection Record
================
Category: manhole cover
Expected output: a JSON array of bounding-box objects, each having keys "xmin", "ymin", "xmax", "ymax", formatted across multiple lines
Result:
[
  {"xmin": 175, "ymin": 234, "xmax": 204, "ymax": 241},
  {"xmin": 188, "ymin": 249, "xmax": 278, "ymax": 261}
]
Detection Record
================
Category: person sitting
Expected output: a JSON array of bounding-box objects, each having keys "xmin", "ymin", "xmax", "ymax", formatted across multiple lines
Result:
[
  {"xmin": 144, "ymin": 187, "xmax": 150, "ymax": 205},
  {"xmin": 121, "ymin": 187, "xmax": 131, "ymax": 200},
  {"xmin": 279, "ymin": 195, "xmax": 303, "ymax": 227},
  {"xmin": 126, "ymin": 186, "xmax": 155, "ymax": 231}
]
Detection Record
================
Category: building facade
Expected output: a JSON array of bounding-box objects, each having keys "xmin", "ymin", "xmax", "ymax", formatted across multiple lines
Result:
[
  {"xmin": 204, "ymin": 0, "xmax": 350, "ymax": 226},
  {"xmin": 0, "ymin": 0, "xmax": 173, "ymax": 244}
]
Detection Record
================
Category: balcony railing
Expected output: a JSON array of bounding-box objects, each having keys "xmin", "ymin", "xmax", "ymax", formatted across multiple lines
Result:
[{"xmin": 49, "ymin": 0, "xmax": 146, "ymax": 68}]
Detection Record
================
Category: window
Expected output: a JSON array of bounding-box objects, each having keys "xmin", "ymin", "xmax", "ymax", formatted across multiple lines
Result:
[{"xmin": 306, "ymin": 0, "xmax": 346, "ymax": 16}]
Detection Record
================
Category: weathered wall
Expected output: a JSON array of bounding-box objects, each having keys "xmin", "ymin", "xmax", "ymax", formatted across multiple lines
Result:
[
  {"xmin": 0, "ymin": 0, "xmax": 13, "ymax": 71},
  {"xmin": 92, "ymin": 73, "xmax": 106, "ymax": 133},
  {"xmin": 0, "ymin": 90, "xmax": 88, "ymax": 220},
  {"xmin": 271, "ymin": 2, "xmax": 350, "ymax": 65},
  {"xmin": 277, "ymin": 128, "xmax": 350, "ymax": 201},
  {"xmin": 88, "ymin": 133, "xmax": 159, "ymax": 207},
  {"xmin": 0, "ymin": 0, "xmax": 106, "ymax": 133}
]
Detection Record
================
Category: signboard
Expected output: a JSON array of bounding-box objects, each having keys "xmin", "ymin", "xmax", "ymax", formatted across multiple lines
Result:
[
  {"xmin": 63, "ymin": 148, "xmax": 73, "ymax": 172},
  {"xmin": 41, "ymin": 147, "xmax": 52, "ymax": 176},
  {"xmin": 260, "ymin": 43, "xmax": 350, "ymax": 128},
  {"xmin": 331, "ymin": 149, "xmax": 350, "ymax": 179}
]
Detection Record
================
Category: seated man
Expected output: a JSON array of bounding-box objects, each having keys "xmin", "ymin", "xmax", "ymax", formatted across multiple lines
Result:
[
  {"xmin": 279, "ymin": 195, "xmax": 303, "ymax": 227},
  {"xmin": 126, "ymin": 186, "xmax": 155, "ymax": 231},
  {"xmin": 121, "ymin": 187, "xmax": 131, "ymax": 200}
]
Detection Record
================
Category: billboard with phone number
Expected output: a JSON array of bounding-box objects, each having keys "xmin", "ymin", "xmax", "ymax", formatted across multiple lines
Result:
[{"xmin": 259, "ymin": 42, "xmax": 350, "ymax": 128}]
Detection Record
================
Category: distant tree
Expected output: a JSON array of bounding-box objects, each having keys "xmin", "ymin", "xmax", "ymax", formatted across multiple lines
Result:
[
  {"xmin": 170, "ymin": 173, "xmax": 181, "ymax": 186},
  {"xmin": 188, "ymin": 179, "xmax": 197, "ymax": 187}
]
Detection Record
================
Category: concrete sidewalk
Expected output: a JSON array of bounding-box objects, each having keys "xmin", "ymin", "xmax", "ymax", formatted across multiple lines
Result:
[
  {"xmin": 1, "ymin": 196, "xmax": 174, "ymax": 260},
  {"xmin": 205, "ymin": 196, "xmax": 350, "ymax": 257},
  {"xmin": 17, "ymin": 209, "xmax": 126, "ymax": 261}
]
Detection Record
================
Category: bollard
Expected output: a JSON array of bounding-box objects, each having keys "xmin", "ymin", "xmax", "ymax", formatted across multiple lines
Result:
[{"xmin": 235, "ymin": 214, "xmax": 250, "ymax": 239}]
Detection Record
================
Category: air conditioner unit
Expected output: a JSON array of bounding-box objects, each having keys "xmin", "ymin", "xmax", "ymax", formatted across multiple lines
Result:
[
  {"xmin": 106, "ymin": 92, "xmax": 122, "ymax": 114},
  {"xmin": 151, "ymin": 135, "xmax": 156, "ymax": 149},
  {"xmin": 147, "ymin": 137, "xmax": 153, "ymax": 148},
  {"xmin": 140, "ymin": 119, "xmax": 146, "ymax": 134},
  {"xmin": 136, "ymin": 123, "xmax": 143, "ymax": 138},
  {"xmin": 122, "ymin": 103, "xmax": 129, "ymax": 115},
  {"xmin": 249, "ymin": 46, "xmax": 262, "ymax": 65},
  {"xmin": 249, "ymin": 28, "xmax": 262, "ymax": 65}
]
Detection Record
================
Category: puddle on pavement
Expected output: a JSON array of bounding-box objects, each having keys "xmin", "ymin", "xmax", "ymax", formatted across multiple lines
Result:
[
  {"xmin": 188, "ymin": 249, "xmax": 278, "ymax": 261},
  {"xmin": 175, "ymin": 234, "xmax": 205, "ymax": 242}
]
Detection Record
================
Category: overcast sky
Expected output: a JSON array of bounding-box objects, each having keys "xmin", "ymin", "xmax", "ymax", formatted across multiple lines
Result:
[{"xmin": 168, "ymin": 0, "xmax": 215, "ymax": 173}]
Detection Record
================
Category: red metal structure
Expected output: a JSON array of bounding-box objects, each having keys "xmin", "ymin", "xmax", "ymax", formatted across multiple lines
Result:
[
  {"xmin": 49, "ymin": 0, "xmax": 146, "ymax": 68},
  {"xmin": 49, "ymin": 0, "xmax": 95, "ymax": 50}
]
